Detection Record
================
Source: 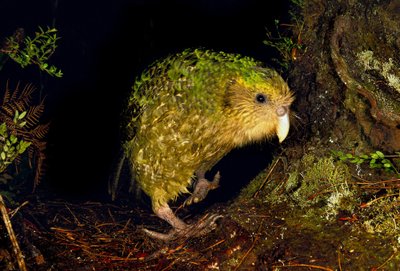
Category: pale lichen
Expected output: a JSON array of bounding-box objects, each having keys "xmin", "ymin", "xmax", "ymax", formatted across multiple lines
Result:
[{"xmin": 356, "ymin": 50, "xmax": 400, "ymax": 93}]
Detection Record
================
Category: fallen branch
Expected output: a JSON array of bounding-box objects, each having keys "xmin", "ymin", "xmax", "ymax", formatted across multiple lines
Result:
[{"xmin": 0, "ymin": 195, "xmax": 27, "ymax": 271}]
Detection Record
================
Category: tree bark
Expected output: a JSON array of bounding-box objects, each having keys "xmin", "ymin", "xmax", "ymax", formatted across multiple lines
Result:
[{"xmin": 289, "ymin": 0, "xmax": 400, "ymax": 152}]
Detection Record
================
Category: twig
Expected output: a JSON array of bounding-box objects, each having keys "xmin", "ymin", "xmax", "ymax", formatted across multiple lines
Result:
[
  {"xmin": 371, "ymin": 249, "xmax": 397, "ymax": 270},
  {"xmin": 9, "ymin": 200, "xmax": 29, "ymax": 219},
  {"xmin": 65, "ymin": 203, "xmax": 83, "ymax": 226},
  {"xmin": 253, "ymin": 158, "xmax": 282, "ymax": 198},
  {"xmin": 0, "ymin": 195, "xmax": 27, "ymax": 271},
  {"xmin": 201, "ymin": 239, "xmax": 225, "ymax": 252},
  {"xmin": 108, "ymin": 208, "xmax": 116, "ymax": 223},
  {"xmin": 273, "ymin": 263, "xmax": 334, "ymax": 271},
  {"xmin": 337, "ymin": 247, "xmax": 342, "ymax": 271},
  {"xmin": 360, "ymin": 194, "xmax": 398, "ymax": 208},
  {"xmin": 161, "ymin": 258, "xmax": 178, "ymax": 271},
  {"xmin": 121, "ymin": 218, "xmax": 131, "ymax": 232},
  {"xmin": 234, "ymin": 236, "xmax": 259, "ymax": 271},
  {"xmin": 234, "ymin": 222, "xmax": 262, "ymax": 271}
]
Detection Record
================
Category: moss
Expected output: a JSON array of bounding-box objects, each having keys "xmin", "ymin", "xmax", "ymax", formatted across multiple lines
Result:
[
  {"xmin": 240, "ymin": 152, "xmax": 358, "ymax": 222},
  {"xmin": 233, "ymin": 148, "xmax": 400, "ymax": 267},
  {"xmin": 238, "ymin": 169, "xmax": 268, "ymax": 199},
  {"xmin": 359, "ymin": 195, "xmax": 400, "ymax": 238},
  {"xmin": 297, "ymin": 156, "xmax": 356, "ymax": 221}
]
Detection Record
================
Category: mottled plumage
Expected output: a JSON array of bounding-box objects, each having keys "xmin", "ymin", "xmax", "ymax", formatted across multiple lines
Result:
[{"xmin": 124, "ymin": 49, "xmax": 293, "ymax": 239}]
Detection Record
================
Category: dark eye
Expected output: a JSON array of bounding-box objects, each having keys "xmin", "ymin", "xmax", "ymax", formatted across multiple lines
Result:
[{"xmin": 255, "ymin": 93, "xmax": 267, "ymax": 104}]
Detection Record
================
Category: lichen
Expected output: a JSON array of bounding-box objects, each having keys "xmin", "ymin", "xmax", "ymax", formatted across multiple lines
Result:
[{"xmin": 356, "ymin": 50, "xmax": 400, "ymax": 93}]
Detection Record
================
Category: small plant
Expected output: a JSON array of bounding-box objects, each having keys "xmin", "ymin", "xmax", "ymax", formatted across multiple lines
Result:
[
  {"xmin": 0, "ymin": 113, "xmax": 31, "ymax": 173},
  {"xmin": 0, "ymin": 27, "xmax": 63, "ymax": 77},
  {"xmin": 0, "ymin": 25, "xmax": 62, "ymax": 190},
  {"xmin": 263, "ymin": 19, "xmax": 304, "ymax": 71},
  {"xmin": 263, "ymin": 0, "xmax": 305, "ymax": 71},
  {"xmin": 332, "ymin": 150, "xmax": 400, "ymax": 175},
  {"xmin": 0, "ymin": 83, "xmax": 49, "ymax": 187}
]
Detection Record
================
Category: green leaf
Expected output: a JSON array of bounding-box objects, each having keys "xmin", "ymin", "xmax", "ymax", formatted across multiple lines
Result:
[
  {"xmin": 1, "ymin": 152, "xmax": 5, "ymax": 160},
  {"xmin": 13, "ymin": 110, "xmax": 19, "ymax": 123},
  {"xmin": 18, "ymin": 111, "xmax": 27, "ymax": 120},
  {"xmin": 356, "ymin": 159, "xmax": 365, "ymax": 165},
  {"xmin": 376, "ymin": 151, "xmax": 385, "ymax": 158},
  {"xmin": 17, "ymin": 141, "xmax": 31, "ymax": 154},
  {"xmin": 10, "ymin": 135, "xmax": 17, "ymax": 144},
  {"xmin": 0, "ymin": 123, "xmax": 7, "ymax": 135},
  {"xmin": 382, "ymin": 159, "xmax": 391, "ymax": 164},
  {"xmin": 350, "ymin": 158, "xmax": 359, "ymax": 164},
  {"xmin": 370, "ymin": 159, "xmax": 376, "ymax": 166},
  {"xmin": 371, "ymin": 153, "xmax": 379, "ymax": 159}
]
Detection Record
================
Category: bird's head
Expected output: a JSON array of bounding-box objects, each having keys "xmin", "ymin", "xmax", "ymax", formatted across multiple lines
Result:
[{"xmin": 222, "ymin": 68, "xmax": 294, "ymax": 145}]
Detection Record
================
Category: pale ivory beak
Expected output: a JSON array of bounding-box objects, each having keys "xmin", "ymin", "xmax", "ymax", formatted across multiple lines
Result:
[{"xmin": 277, "ymin": 113, "xmax": 290, "ymax": 143}]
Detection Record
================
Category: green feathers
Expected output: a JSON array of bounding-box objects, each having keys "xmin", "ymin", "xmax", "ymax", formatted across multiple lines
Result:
[{"xmin": 128, "ymin": 49, "xmax": 266, "ymax": 124}]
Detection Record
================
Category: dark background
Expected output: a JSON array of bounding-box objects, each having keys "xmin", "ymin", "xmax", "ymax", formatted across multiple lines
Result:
[{"xmin": 0, "ymin": 0, "xmax": 289, "ymax": 202}]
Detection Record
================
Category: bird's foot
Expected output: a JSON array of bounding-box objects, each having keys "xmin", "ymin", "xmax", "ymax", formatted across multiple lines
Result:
[
  {"xmin": 143, "ymin": 213, "xmax": 223, "ymax": 241},
  {"xmin": 184, "ymin": 171, "xmax": 220, "ymax": 206}
]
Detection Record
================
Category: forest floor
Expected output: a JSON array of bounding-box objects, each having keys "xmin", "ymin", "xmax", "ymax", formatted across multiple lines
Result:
[{"xmin": 2, "ymin": 154, "xmax": 400, "ymax": 271}]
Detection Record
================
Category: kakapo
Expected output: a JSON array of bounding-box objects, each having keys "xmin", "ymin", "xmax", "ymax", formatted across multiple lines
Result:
[{"xmin": 123, "ymin": 49, "xmax": 294, "ymax": 240}]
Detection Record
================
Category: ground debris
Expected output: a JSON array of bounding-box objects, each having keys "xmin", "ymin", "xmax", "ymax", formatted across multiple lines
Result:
[{"xmin": 0, "ymin": 197, "xmax": 263, "ymax": 270}]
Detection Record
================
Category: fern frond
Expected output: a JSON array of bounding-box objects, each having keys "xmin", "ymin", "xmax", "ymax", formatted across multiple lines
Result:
[
  {"xmin": 9, "ymin": 81, "xmax": 21, "ymax": 101},
  {"xmin": 3, "ymin": 81, "xmax": 12, "ymax": 104},
  {"xmin": 30, "ymin": 140, "xmax": 47, "ymax": 188},
  {"xmin": 0, "ymin": 81, "xmax": 48, "ymax": 188},
  {"xmin": 30, "ymin": 123, "xmax": 50, "ymax": 139},
  {"xmin": 0, "ymin": 82, "xmax": 36, "ymax": 118},
  {"xmin": 20, "ymin": 83, "xmax": 35, "ymax": 99},
  {"xmin": 11, "ymin": 83, "xmax": 34, "ymax": 110},
  {"xmin": 24, "ymin": 101, "xmax": 45, "ymax": 128}
]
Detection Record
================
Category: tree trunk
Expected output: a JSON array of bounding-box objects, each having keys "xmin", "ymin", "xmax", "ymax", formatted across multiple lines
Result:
[
  {"xmin": 290, "ymin": 0, "xmax": 400, "ymax": 152},
  {"xmin": 231, "ymin": 0, "xmax": 400, "ymax": 269}
]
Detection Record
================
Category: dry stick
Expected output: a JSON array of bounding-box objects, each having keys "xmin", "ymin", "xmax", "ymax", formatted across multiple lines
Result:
[
  {"xmin": 234, "ymin": 222, "xmax": 262, "ymax": 271},
  {"xmin": 253, "ymin": 158, "xmax": 282, "ymax": 198},
  {"xmin": 373, "ymin": 250, "xmax": 397, "ymax": 270},
  {"xmin": 161, "ymin": 258, "xmax": 179, "ymax": 271},
  {"xmin": 65, "ymin": 203, "xmax": 83, "ymax": 226},
  {"xmin": 201, "ymin": 239, "xmax": 225, "ymax": 252},
  {"xmin": 0, "ymin": 195, "xmax": 28, "ymax": 271},
  {"xmin": 9, "ymin": 200, "xmax": 29, "ymax": 219},
  {"xmin": 234, "ymin": 235, "xmax": 259, "ymax": 271},
  {"xmin": 337, "ymin": 247, "xmax": 343, "ymax": 271},
  {"xmin": 273, "ymin": 263, "xmax": 334, "ymax": 271},
  {"xmin": 361, "ymin": 193, "xmax": 399, "ymax": 208}
]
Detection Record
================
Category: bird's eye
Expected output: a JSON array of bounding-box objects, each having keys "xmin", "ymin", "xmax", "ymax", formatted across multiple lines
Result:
[{"xmin": 255, "ymin": 93, "xmax": 267, "ymax": 104}]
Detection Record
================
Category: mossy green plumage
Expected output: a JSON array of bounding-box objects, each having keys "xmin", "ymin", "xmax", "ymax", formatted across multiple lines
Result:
[{"xmin": 124, "ymin": 49, "xmax": 293, "ymax": 211}]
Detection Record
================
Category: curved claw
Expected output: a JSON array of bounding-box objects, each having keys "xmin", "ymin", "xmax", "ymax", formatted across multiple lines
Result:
[
  {"xmin": 143, "ymin": 213, "xmax": 223, "ymax": 241},
  {"xmin": 184, "ymin": 172, "xmax": 221, "ymax": 206}
]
